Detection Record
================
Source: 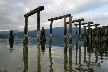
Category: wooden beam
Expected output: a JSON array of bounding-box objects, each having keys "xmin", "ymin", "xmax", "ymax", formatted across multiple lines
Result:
[
  {"xmin": 24, "ymin": 6, "xmax": 44, "ymax": 17},
  {"xmin": 48, "ymin": 14, "xmax": 71, "ymax": 21},
  {"xmin": 72, "ymin": 18, "xmax": 84, "ymax": 23}
]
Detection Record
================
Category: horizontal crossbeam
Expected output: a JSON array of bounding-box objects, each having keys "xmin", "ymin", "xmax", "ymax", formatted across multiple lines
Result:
[
  {"xmin": 48, "ymin": 14, "xmax": 71, "ymax": 21},
  {"xmin": 24, "ymin": 6, "xmax": 44, "ymax": 17}
]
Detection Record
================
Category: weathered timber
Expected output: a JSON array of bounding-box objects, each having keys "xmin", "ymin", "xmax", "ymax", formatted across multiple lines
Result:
[
  {"xmin": 24, "ymin": 17, "xmax": 28, "ymax": 35},
  {"xmin": 24, "ymin": 6, "xmax": 44, "ymax": 17},
  {"xmin": 88, "ymin": 22, "xmax": 93, "ymax": 33},
  {"xmin": 49, "ymin": 20, "xmax": 53, "ymax": 48},
  {"xmin": 73, "ymin": 18, "xmax": 84, "ymax": 38},
  {"xmin": 89, "ymin": 24, "xmax": 100, "ymax": 29},
  {"xmin": 48, "ymin": 14, "xmax": 71, "ymax": 21},
  {"xmin": 37, "ymin": 11, "xmax": 40, "ymax": 47},
  {"xmin": 64, "ymin": 17, "xmax": 67, "ymax": 49},
  {"xmin": 69, "ymin": 16, "xmax": 72, "ymax": 49},
  {"xmin": 83, "ymin": 26, "xmax": 88, "ymax": 35},
  {"xmin": 23, "ymin": 6, "xmax": 44, "ymax": 46},
  {"xmin": 74, "ymin": 24, "xmax": 79, "ymax": 36}
]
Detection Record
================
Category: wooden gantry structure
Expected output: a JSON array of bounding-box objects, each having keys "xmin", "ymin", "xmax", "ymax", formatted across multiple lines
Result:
[
  {"xmin": 73, "ymin": 18, "xmax": 84, "ymax": 38},
  {"xmin": 24, "ymin": 6, "xmax": 44, "ymax": 47},
  {"xmin": 48, "ymin": 14, "xmax": 72, "ymax": 49}
]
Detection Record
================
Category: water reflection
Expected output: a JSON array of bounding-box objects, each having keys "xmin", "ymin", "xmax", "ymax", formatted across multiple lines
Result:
[
  {"xmin": 9, "ymin": 41, "xmax": 14, "ymax": 52},
  {"xmin": 37, "ymin": 46, "xmax": 41, "ymax": 72},
  {"xmin": 64, "ymin": 38, "xmax": 108, "ymax": 72},
  {"xmin": 41, "ymin": 43, "xmax": 45, "ymax": 54},
  {"xmin": 23, "ymin": 43, "xmax": 28, "ymax": 72},
  {"xmin": 49, "ymin": 48, "xmax": 53, "ymax": 72}
]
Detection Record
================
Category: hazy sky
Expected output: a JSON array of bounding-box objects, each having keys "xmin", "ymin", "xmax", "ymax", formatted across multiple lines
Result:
[{"xmin": 0, "ymin": 0, "xmax": 108, "ymax": 31}]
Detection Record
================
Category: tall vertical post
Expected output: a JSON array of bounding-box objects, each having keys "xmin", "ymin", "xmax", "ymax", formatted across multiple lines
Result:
[
  {"xmin": 37, "ymin": 11, "xmax": 40, "ymax": 47},
  {"xmin": 79, "ymin": 21, "xmax": 81, "ymax": 36},
  {"xmin": 64, "ymin": 17, "xmax": 67, "ymax": 50},
  {"xmin": 24, "ymin": 17, "xmax": 28, "ymax": 35},
  {"xmin": 69, "ymin": 16, "xmax": 72, "ymax": 49},
  {"xmin": 69, "ymin": 16, "xmax": 72, "ymax": 71},
  {"xmin": 23, "ymin": 44, "xmax": 28, "ymax": 72},
  {"xmin": 49, "ymin": 20, "xmax": 53, "ymax": 48}
]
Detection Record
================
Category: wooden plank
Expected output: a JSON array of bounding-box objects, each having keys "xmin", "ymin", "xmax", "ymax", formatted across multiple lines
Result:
[
  {"xmin": 73, "ymin": 18, "xmax": 84, "ymax": 23},
  {"xmin": 24, "ymin": 6, "xmax": 44, "ymax": 17},
  {"xmin": 48, "ymin": 14, "xmax": 71, "ymax": 21},
  {"xmin": 64, "ymin": 17, "xmax": 67, "ymax": 49}
]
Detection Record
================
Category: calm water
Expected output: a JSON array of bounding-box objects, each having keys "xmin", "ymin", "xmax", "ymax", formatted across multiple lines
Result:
[{"xmin": 0, "ymin": 37, "xmax": 108, "ymax": 72}]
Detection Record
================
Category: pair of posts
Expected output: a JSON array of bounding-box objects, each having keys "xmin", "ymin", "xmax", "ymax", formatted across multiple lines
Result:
[
  {"xmin": 48, "ymin": 14, "xmax": 72, "ymax": 49},
  {"xmin": 73, "ymin": 18, "xmax": 84, "ymax": 39},
  {"xmin": 24, "ymin": 6, "xmax": 44, "ymax": 47}
]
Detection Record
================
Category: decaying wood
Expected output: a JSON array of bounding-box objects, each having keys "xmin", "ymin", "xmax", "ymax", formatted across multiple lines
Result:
[
  {"xmin": 48, "ymin": 14, "xmax": 71, "ymax": 21},
  {"xmin": 24, "ymin": 6, "xmax": 44, "ymax": 17}
]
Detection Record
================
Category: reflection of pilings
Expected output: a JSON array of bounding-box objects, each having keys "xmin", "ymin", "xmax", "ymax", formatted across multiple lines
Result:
[
  {"xmin": 64, "ymin": 17, "xmax": 67, "ymax": 49},
  {"xmin": 37, "ymin": 11, "xmax": 40, "ymax": 47},
  {"xmin": 49, "ymin": 20, "xmax": 53, "ymax": 48},
  {"xmin": 79, "ymin": 41, "xmax": 81, "ymax": 71},
  {"xmin": 84, "ymin": 42, "xmax": 86, "ymax": 63},
  {"xmin": 9, "ymin": 42, "xmax": 14, "ymax": 52},
  {"xmin": 49, "ymin": 48, "xmax": 53, "ymax": 72},
  {"xmin": 69, "ymin": 16, "xmax": 72, "ymax": 49},
  {"xmin": 23, "ymin": 44, "xmax": 28, "ymax": 72},
  {"xmin": 95, "ymin": 42, "xmax": 98, "ymax": 63},
  {"xmin": 88, "ymin": 43, "xmax": 91, "ymax": 67},
  {"xmin": 37, "ymin": 46, "xmax": 41, "ymax": 72},
  {"xmin": 69, "ymin": 48, "xmax": 72, "ymax": 72},
  {"xmin": 64, "ymin": 47, "xmax": 68, "ymax": 71},
  {"xmin": 75, "ymin": 38, "xmax": 78, "ymax": 65}
]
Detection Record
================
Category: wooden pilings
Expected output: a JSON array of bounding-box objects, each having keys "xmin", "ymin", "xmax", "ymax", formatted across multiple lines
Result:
[
  {"xmin": 73, "ymin": 18, "xmax": 84, "ymax": 39},
  {"xmin": 49, "ymin": 20, "xmax": 53, "ymax": 48},
  {"xmin": 74, "ymin": 24, "xmax": 78, "ymax": 37},
  {"xmin": 23, "ymin": 6, "xmax": 44, "ymax": 46},
  {"xmin": 64, "ymin": 17, "xmax": 67, "ymax": 50},
  {"xmin": 69, "ymin": 16, "xmax": 72, "ymax": 49},
  {"xmin": 48, "ymin": 14, "xmax": 72, "ymax": 50}
]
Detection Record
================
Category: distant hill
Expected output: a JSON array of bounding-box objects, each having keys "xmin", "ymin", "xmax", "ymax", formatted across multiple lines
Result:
[
  {"xmin": 0, "ymin": 27, "xmax": 84, "ymax": 36},
  {"xmin": 0, "ymin": 30, "xmax": 19, "ymax": 34}
]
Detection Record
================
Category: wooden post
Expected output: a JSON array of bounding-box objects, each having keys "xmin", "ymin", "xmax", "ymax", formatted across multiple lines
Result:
[
  {"xmin": 24, "ymin": 17, "xmax": 28, "ymax": 35},
  {"xmin": 79, "ymin": 21, "xmax": 81, "ymax": 36},
  {"xmin": 23, "ymin": 44, "xmax": 28, "ymax": 72},
  {"xmin": 74, "ymin": 24, "xmax": 79, "ymax": 37},
  {"xmin": 24, "ymin": 17, "xmax": 28, "ymax": 43},
  {"xmin": 49, "ymin": 20, "xmax": 53, "ymax": 48},
  {"xmin": 64, "ymin": 17, "xmax": 67, "ymax": 50},
  {"xmin": 83, "ymin": 26, "xmax": 87, "ymax": 42},
  {"xmin": 64, "ymin": 44, "xmax": 68, "ymax": 71},
  {"xmin": 37, "ymin": 11, "xmax": 40, "ymax": 47},
  {"xmin": 37, "ymin": 44, "xmax": 41, "ymax": 72},
  {"xmin": 79, "ymin": 41, "xmax": 81, "ymax": 71},
  {"xmin": 69, "ymin": 16, "xmax": 72, "ymax": 49}
]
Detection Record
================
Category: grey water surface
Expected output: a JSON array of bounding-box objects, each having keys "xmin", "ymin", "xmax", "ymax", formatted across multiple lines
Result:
[{"xmin": 0, "ymin": 37, "xmax": 108, "ymax": 72}]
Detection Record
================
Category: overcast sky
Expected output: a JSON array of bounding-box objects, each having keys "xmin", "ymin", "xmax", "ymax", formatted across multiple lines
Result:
[{"xmin": 0, "ymin": 0, "xmax": 108, "ymax": 31}]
